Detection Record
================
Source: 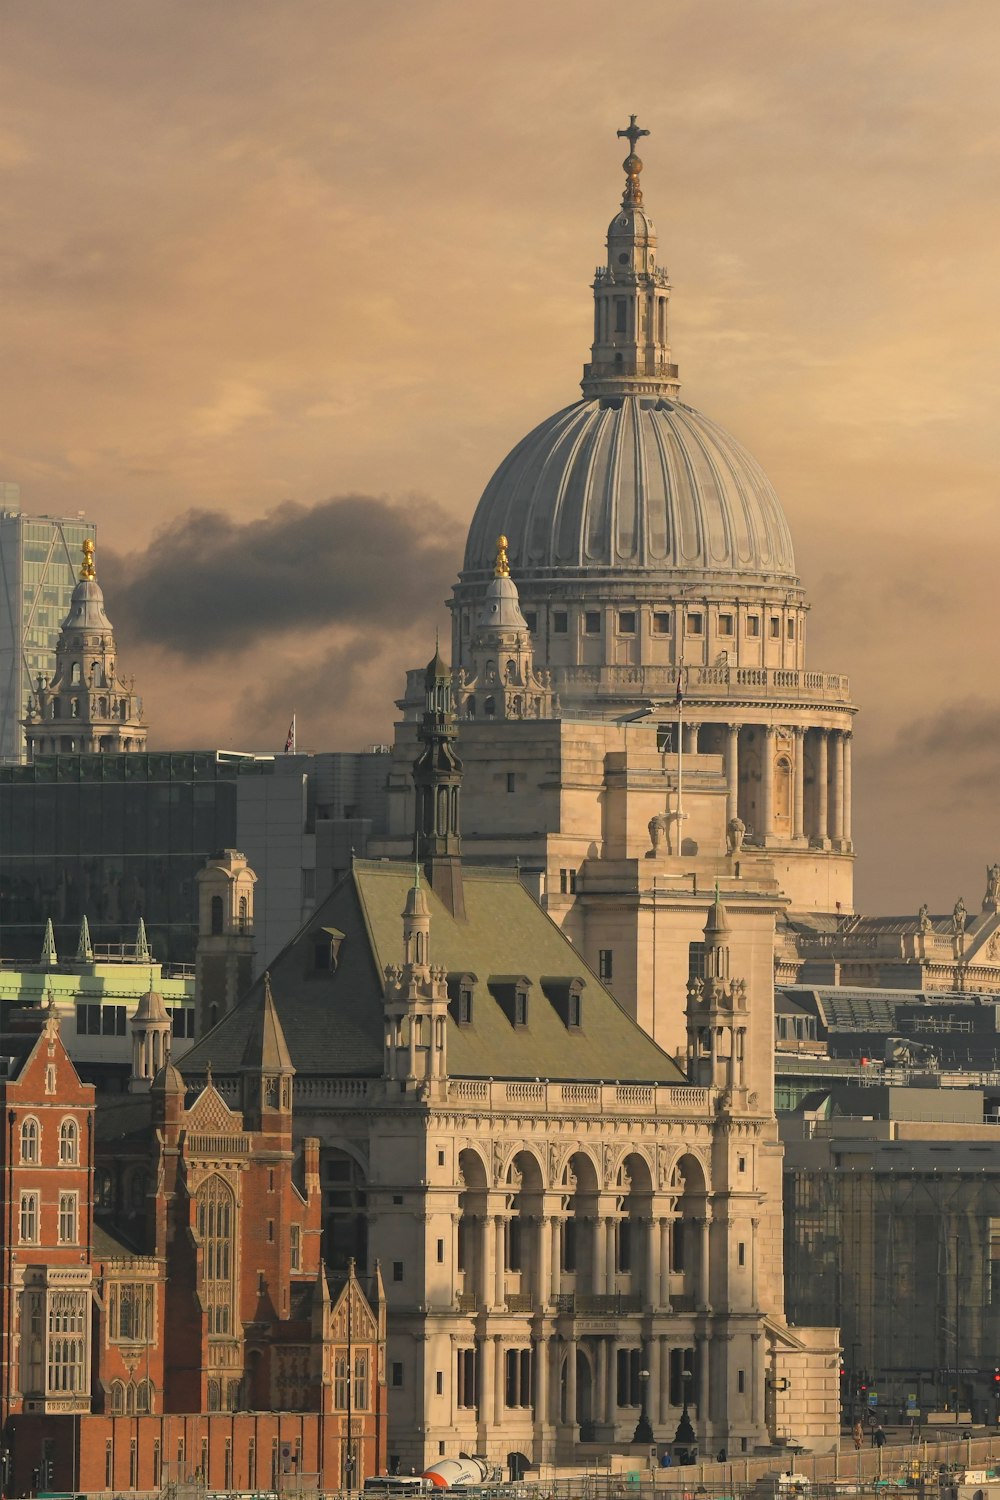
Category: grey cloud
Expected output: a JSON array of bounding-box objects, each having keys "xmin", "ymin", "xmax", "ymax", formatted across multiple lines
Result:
[{"xmin": 101, "ymin": 494, "xmax": 461, "ymax": 656}]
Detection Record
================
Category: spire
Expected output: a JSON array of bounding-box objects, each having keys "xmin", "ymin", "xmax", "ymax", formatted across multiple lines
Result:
[
  {"xmin": 240, "ymin": 971, "xmax": 295, "ymax": 1076},
  {"xmin": 581, "ymin": 116, "xmax": 680, "ymax": 402},
  {"xmin": 414, "ymin": 640, "xmax": 466, "ymax": 920},
  {"xmin": 40, "ymin": 917, "xmax": 58, "ymax": 968},
  {"xmin": 76, "ymin": 915, "xmax": 93, "ymax": 963},
  {"xmin": 80, "ymin": 537, "xmax": 96, "ymax": 581},
  {"xmin": 135, "ymin": 917, "xmax": 150, "ymax": 962}
]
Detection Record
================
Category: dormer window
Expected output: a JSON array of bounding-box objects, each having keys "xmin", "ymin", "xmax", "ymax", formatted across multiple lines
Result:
[
  {"xmin": 541, "ymin": 976, "xmax": 585, "ymax": 1030},
  {"xmin": 446, "ymin": 973, "xmax": 478, "ymax": 1026},
  {"xmin": 488, "ymin": 975, "xmax": 532, "ymax": 1029},
  {"xmin": 312, "ymin": 927, "xmax": 345, "ymax": 973}
]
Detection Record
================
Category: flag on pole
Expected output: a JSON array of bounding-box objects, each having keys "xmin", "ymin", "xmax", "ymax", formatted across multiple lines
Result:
[
  {"xmin": 284, "ymin": 714, "xmax": 296, "ymax": 753},
  {"xmin": 675, "ymin": 669, "xmax": 684, "ymax": 706}
]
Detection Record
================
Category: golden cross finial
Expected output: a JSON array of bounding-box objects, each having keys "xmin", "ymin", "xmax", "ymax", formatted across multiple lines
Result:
[
  {"xmin": 80, "ymin": 538, "xmax": 96, "ymax": 581},
  {"xmin": 616, "ymin": 113, "xmax": 650, "ymax": 207},
  {"xmin": 495, "ymin": 534, "xmax": 510, "ymax": 578}
]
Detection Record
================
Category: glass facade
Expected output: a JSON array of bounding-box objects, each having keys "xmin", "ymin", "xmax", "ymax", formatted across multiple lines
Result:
[
  {"xmin": 0, "ymin": 752, "xmax": 275, "ymax": 963},
  {"xmin": 0, "ymin": 507, "xmax": 97, "ymax": 764}
]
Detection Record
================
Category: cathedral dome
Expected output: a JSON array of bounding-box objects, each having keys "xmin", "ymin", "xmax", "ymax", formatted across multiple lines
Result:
[{"xmin": 462, "ymin": 395, "xmax": 797, "ymax": 585}]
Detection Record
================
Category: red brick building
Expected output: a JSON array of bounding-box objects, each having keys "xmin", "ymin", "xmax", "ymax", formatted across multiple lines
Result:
[{"xmin": 1, "ymin": 988, "xmax": 387, "ymax": 1494}]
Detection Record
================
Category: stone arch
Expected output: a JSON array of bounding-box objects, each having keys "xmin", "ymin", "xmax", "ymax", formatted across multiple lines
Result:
[
  {"xmin": 506, "ymin": 1149, "xmax": 544, "ymax": 1289},
  {"xmin": 670, "ymin": 1152, "xmax": 709, "ymax": 1306},
  {"xmin": 321, "ymin": 1144, "xmax": 368, "ymax": 1273},
  {"xmin": 457, "ymin": 1146, "xmax": 490, "ymax": 1305},
  {"xmin": 561, "ymin": 1150, "xmax": 600, "ymax": 1288},
  {"xmin": 618, "ymin": 1150, "xmax": 654, "ymax": 1277}
]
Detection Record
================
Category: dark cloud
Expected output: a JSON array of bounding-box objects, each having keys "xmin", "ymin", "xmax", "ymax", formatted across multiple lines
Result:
[{"xmin": 101, "ymin": 494, "xmax": 461, "ymax": 656}]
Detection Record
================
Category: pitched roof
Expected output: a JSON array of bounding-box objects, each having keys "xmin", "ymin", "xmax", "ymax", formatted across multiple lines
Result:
[{"xmin": 182, "ymin": 860, "xmax": 683, "ymax": 1084}]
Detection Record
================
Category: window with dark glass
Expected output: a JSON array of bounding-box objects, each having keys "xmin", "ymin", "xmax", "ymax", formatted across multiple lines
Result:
[
  {"xmin": 598, "ymin": 949, "xmax": 613, "ymax": 981},
  {"xmin": 585, "ymin": 612, "xmax": 602, "ymax": 635},
  {"xmin": 618, "ymin": 611, "xmax": 636, "ymax": 634},
  {"xmin": 652, "ymin": 611, "xmax": 672, "ymax": 635},
  {"xmin": 719, "ymin": 613, "xmax": 734, "ymax": 636},
  {"xmin": 553, "ymin": 611, "xmax": 568, "ymax": 634},
  {"xmin": 686, "ymin": 612, "xmax": 703, "ymax": 635}
]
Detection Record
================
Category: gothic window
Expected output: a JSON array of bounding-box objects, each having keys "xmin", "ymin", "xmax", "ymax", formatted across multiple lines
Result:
[
  {"xmin": 196, "ymin": 1175, "xmax": 236, "ymax": 1335},
  {"xmin": 110, "ymin": 1282, "xmax": 154, "ymax": 1343},
  {"xmin": 334, "ymin": 1350, "xmax": 349, "ymax": 1410},
  {"xmin": 45, "ymin": 1064, "xmax": 56, "ymax": 1094},
  {"xmin": 20, "ymin": 1116, "xmax": 40, "ymax": 1163},
  {"xmin": 59, "ymin": 1117, "xmax": 78, "ymax": 1164},
  {"xmin": 208, "ymin": 1378, "xmax": 221, "ymax": 1411},
  {"xmin": 353, "ymin": 1350, "xmax": 369, "ymax": 1410},
  {"xmin": 111, "ymin": 1380, "xmax": 126, "ymax": 1415},
  {"xmin": 47, "ymin": 1291, "xmax": 88, "ymax": 1392},
  {"xmin": 210, "ymin": 895, "xmax": 224, "ymax": 935},
  {"xmin": 58, "ymin": 1192, "xmax": 78, "ymax": 1243},
  {"xmin": 19, "ymin": 1191, "xmax": 39, "ymax": 1243}
]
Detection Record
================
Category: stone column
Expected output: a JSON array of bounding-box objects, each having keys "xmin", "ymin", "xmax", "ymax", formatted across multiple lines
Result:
[
  {"xmin": 698, "ymin": 1214, "xmax": 712, "ymax": 1311},
  {"xmin": 684, "ymin": 722, "xmax": 701, "ymax": 754},
  {"xmin": 844, "ymin": 731, "xmax": 853, "ymax": 846},
  {"xmin": 645, "ymin": 1218, "xmax": 659, "ymax": 1311},
  {"xmin": 832, "ymin": 730, "xmax": 845, "ymax": 843},
  {"xmin": 814, "ymin": 729, "xmax": 829, "ymax": 845},
  {"xmin": 750, "ymin": 1217, "xmax": 760, "ymax": 1311},
  {"xmin": 761, "ymin": 727, "xmax": 775, "ymax": 842},
  {"xmin": 605, "ymin": 1218, "xmax": 617, "ymax": 1295},
  {"xmin": 535, "ymin": 1334, "xmax": 548, "ymax": 1425},
  {"xmin": 593, "ymin": 1216, "xmax": 606, "ymax": 1295},
  {"xmin": 494, "ymin": 1216, "xmax": 506, "ymax": 1310},
  {"xmin": 494, "ymin": 1336, "xmax": 504, "ymax": 1424},
  {"xmin": 550, "ymin": 1218, "xmax": 562, "ymax": 1301},
  {"xmin": 480, "ymin": 1215, "xmax": 492, "ymax": 1310},
  {"xmin": 751, "ymin": 1332, "xmax": 762, "ymax": 1429},
  {"xmin": 792, "ymin": 726, "xmax": 805, "ymax": 841},
  {"xmin": 480, "ymin": 1332, "xmax": 493, "ymax": 1423},
  {"xmin": 537, "ymin": 1216, "xmax": 550, "ymax": 1309},
  {"xmin": 566, "ymin": 1338, "xmax": 577, "ymax": 1430},
  {"xmin": 659, "ymin": 1218, "xmax": 672, "ymax": 1310},
  {"xmin": 596, "ymin": 1337, "xmax": 608, "ymax": 1425},
  {"xmin": 726, "ymin": 724, "xmax": 740, "ymax": 825}
]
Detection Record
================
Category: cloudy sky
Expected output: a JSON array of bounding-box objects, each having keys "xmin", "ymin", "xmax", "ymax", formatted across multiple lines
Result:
[{"xmin": 2, "ymin": 0, "xmax": 999, "ymax": 913}]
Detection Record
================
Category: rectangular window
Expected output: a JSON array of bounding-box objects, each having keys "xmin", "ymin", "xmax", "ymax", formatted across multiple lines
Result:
[
  {"xmin": 436, "ymin": 1238, "xmax": 444, "ymax": 1264},
  {"xmin": 393, "ymin": 1261, "xmax": 403, "ymax": 1283},
  {"xmin": 506, "ymin": 772, "xmax": 516, "ymax": 793},
  {"xmin": 746, "ymin": 616, "xmax": 760, "ymax": 637},
  {"xmin": 585, "ymin": 611, "xmax": 602, "ymax": 635},
  {"xmin": 436, "ymin": 1371, "xmax": 443, "ymax": 1395},
  {"xmin": 524, "ymin": 611, "xmax": 537, "ymax": 633},
  {"xmin": 652, "ymin": 611, "xmax": 672, "ymax": 635},
  {"xmin": 718, "ymin": 613, "xmax": 734, "ymax": 636},
  {"xmin": 553, "ymin": 611, "xmax": 568, "ymax": 634},
  {"xmin": 392, "ymin": 1361, "xmax": 404, "ymax": 1388},
  {"xmin": 267, "ymin": 1220, "xmax": 275, "ymax": 1243},
  {"xmin": 738, "ymin": 1155, "xmax": 746, "ymax": 1174},
  {"xmin": 686, "ymin": 611, "xmax": 703, "ymax": 635},
  {"xmin": 334, "ymin": 1350, "xmax": 349, "ymax": 1409},
  {"xmin": 614, "ymin": 298, "xmax": 627, "ymax": 334},
  {"xmin": 788, "ymin": 618, "xmax": 796, "ymax": 640},
  {"xmin": 101, "ymin": 1004, "xmax": 127, "ymax": 1036},
  {"xmin": 598, "ymin": 949, "xmax": 613, "ymax": 981},
  {"xmin": 738, "ymin": 1368, "xmax": 746, "ymax": 1394},
  {"xmin": 437, "ymin": 1149, "xmax": 446, "ymax": 1166},
  {"xmin": 58, "ymin": 1193, "xmax": 78, "ymax": 1244},
  {"xmin": 457, "ymin": 1347, "xmax": 478, "ymax": 1408},
  {"xmin": 568, "ymin": 992, "xmax": 581, "ymax": 1029},
  {"xmin": 290, "ymin": 1224, "xmax": 302, "ymax": 1271},
  {"xmin": 457, "ymin": 988, "xmax": 473, "ymax": 1025},
  {"xmin": 559, "ymin": 868, "xmax": 577, "ymax": 895},
  {"xmin": 354, "ymin": 1350, "xmax": 369, "ymax": 1410},
  {"xmin": 617, "ymin": 610, "xmax": 636, "ymax": 634},
  {"xmin": 738, "ymin": 1241, "xmax": 746, "ymax": 1267},
  {"xmin": 770, "ymin": 616, "xmax": 781, "ymax": 638},
  {"xmin": 514, "ymin": 990, "xmax": 528, "ymax": 1027},
  {"xmin": 105, "ymin": 1442, "xmax": 113, "ymax": 1488},
  {"xmin": 19, "ymin": 1192, "xmax": 39, "ymax": 1244}
]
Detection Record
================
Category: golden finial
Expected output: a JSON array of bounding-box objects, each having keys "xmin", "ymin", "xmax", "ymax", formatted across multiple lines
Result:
[
  {"xmin": 617, "ymin": 113, "xmax": 650, "ymax": 207},
  {"xmin": 495, "ymin": 534, "xmax": 510, "ymax": 578},
  {"xmin": 80, "ymin": 538, "xmax": 96, "ymax": 582}
]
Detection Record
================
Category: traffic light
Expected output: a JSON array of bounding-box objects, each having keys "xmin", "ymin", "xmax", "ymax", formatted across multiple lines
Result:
[{"xmin": 993, "ymin": 1368, "xmax": 1000, "ymax": 1388}]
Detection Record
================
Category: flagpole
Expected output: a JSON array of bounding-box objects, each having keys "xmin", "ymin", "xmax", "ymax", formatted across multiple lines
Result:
[
  {"xmin": 292, "ymin": 712, "xmax": 296, "ymax": 753},
  {"xmin": 676, "ymin": 666, "xmax": 684, "ymax": 822}
]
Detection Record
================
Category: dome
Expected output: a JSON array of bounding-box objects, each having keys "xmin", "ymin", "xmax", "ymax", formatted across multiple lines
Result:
[
  {"xmin": 62, "ymin": 577, "xmax": 114, "ymax": 633},
  {"xmin": 462, "ymin": 395, "xmax": 797, "ymax": 585},
  {"xmin": 475, "ymin": 573, "xmax": 528, "ymax": 632}
]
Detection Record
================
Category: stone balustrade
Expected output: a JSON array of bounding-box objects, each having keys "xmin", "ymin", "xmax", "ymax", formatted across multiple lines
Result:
[{"xmin": 558, "ymin": 662, "xmax": 852, "ymax": 704}]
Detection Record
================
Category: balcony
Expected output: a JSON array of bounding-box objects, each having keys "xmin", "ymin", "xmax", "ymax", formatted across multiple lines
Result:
[
  {"xmin": 555, "ymin": 1292, "xmax": 642, "ymax": 1316},
  {"xmin": 557, "ymin": 663, "xmax": 852, "ymax": 707}
]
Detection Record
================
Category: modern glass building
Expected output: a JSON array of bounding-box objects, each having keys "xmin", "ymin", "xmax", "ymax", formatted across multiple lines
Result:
[
  {"xmin": 0, "ymin": 751, "xmax": 275, "ymax": 964},
  {"xmin": 0, "ymin": 496, "xmax": 97, "ymax": 763}
]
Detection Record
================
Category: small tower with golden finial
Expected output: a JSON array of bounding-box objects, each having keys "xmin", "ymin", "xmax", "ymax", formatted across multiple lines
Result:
[
  {"xmin": 22, "ymin": 537, "xmax": 148, "ymax": 759},
  {"xmin": 382, "ymin": 865, "xmax": 450, "ymax": 1095},
  {"xmin": 455, "ymin": 535, "xmax": 558, "ymax": 724}
]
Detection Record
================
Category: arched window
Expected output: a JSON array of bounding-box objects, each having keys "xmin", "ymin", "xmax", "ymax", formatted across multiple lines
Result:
[
  {"xmin": 59, "ymin": 1118, "xmax": 78, "ymax": 1164},
  {"xmin": 111, "ymin": 1380, "xmax": 126, "ymax": 1415},
  {"xmin": 20, "ymin": 1117, "xmax": 40, "ymax": 1163},
  {"xmin": 210, "ymin": 895, "xmax": 224, "ymax": 935},
  {"xmin": 238, "ymin": 894, "xmax": 248, "ymax": 932},
  {"xmin": 71, "ymin": 662, "xmax": 81, "ymax": 685},
  {"xmin": 197, "ymin": 1176, "xmax": 236, "ymax": 1335}
]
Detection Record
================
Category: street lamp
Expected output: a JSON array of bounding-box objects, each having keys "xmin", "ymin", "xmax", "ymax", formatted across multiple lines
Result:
[
  {"xmin": 633, "ymin": 1368, "xmax": 654, "ymax": 1445},
  {"xmin": 673, "ymin": 1371, "xmax": 697, "ymax": 1466}
]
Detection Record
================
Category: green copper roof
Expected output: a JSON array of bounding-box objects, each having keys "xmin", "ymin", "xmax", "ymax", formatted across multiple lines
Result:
[{"xmin": 183, "ymin": 861, "xmax": 683, "ymax": 1085}]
